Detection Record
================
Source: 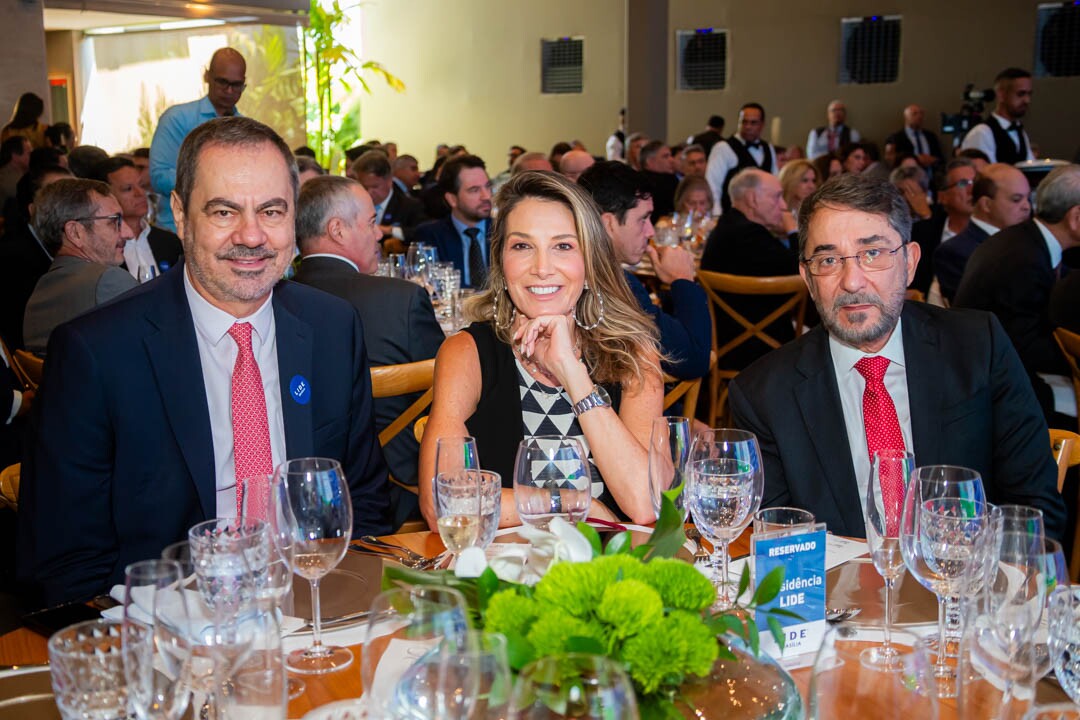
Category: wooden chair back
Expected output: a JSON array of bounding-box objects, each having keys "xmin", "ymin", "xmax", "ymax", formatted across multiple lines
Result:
[
  {"xmin": 696, "ymin": 271, "xmax": 808, "ymax": 425},
  {"xmin": 0, "ymin": 464, "xmax": 19, "ymax": 511},
  {"xmin": 662, "ymin": 351, "xmax": 715, "ymax": 418},
  {"xmin": 12, "ymin": 350, "xmax": 42, "ymax": 391},
  {"xmin": 1053, "ymin": 328, "xmax": 1080, "ymax": 432},
  {"xmin": 369, "ymin": 359, "xmax": 436, "ymax": 449},
  {"xmin": 1050, "ymin": 428, "xmax": 1080, "ymax": 581}
]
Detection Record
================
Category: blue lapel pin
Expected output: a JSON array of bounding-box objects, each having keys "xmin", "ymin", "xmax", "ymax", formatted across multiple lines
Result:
[{"xmin": 290, "ymin": 375, "xmax": 311, "ymax": 405}]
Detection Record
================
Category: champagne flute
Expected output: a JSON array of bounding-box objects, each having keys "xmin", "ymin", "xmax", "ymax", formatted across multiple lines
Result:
[
  {"xmin": 686, "ymin": 428, "xmax": 764, "ymax": 609},
  {"xmin": 509, "ymin": 653, "xmax": 640, "ymax": 719},
  {"xmin": 647, "ymin": 416, "xmax": 692, "ymax": 522},
  {"xmin": 513, "ymin": 436, "xmax": 592, "ymax": 530},
  {"xmin": 122, "ymin": 560, "xmax": 191, "ymax": 720},
  {"xmin": 435, "ymin": 470, "xmax": 481, "ymax": 559},
  {"xmin": 276, "ymin": 457, "xmax": 353, "ymax": 675},
  {"xmin": 860, "ymin": 449, "xmax": 914, "ymax": 672}
]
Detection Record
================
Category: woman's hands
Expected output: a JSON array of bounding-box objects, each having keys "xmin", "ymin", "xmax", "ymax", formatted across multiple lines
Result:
[{"xmin": 512, "ymin": 314, "xmax": 582, "ymax": 385}]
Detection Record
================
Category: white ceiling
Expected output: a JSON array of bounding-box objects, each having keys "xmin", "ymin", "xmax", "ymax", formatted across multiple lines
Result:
[{"xmin": 43, "ymin": 8, "xmax": 183, "ymax": 31}]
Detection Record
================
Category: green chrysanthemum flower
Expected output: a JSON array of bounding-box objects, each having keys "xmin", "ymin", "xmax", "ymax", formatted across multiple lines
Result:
[
  {"xmin": 533, "ymin": 554, "xmax": 645, "ymax": 617},
  {"xmin": 483, "ymin": 590, "xmax": 538, "ymax": 639},
  {"xmin": 526, "ymin": 611, "xmax": 608, "ymax": 657},
  {"xmin": 596, "ymin": 579, "xmax": 664, "ymax": 638},
  {"xmin": 619, "ymin": 610, "xmax": 719, "ymax": 694},
  {"xmin": 641, "ymin": 558, "xmax": 717, "ymax": 611}
]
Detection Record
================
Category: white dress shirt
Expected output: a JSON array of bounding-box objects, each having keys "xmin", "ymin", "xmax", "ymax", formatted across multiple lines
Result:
[
  {"xmin": 183, "ymin": 269, "xmax": 287, "ymax": 517},
  {"xmin": 704, "ymin": 136, "xmax": 779, "ymax": 215},
  {"xmin": 124, "ymin": 219, "xmax": 159, "ymax": 281},
  {"xmin": 970, "ymin": 216, "xmax": 1000, "ymax": 238},
  {"xmin": 374, "ymin": 186, "xmax": 405, "ymax": 241},
  {"xmin": 960, "ymin": 113, "xmax": 1035, "ymax": 163},
  {"xmin": 828, "ymin": 319, "xmax": 914, "ymax": 508},
  {"xmin": 806, "ymin": 125, "xmax": 861, "ymax": 159},
  {"xmin": 1034, "ymin": 218, "xmax": 1064, "ymax": 269}
]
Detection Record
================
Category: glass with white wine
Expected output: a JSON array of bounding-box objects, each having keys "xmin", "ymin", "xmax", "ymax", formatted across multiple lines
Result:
[
  {"xmin": 275, "ymin": 457, "xmax": 353, "ymax": 675},
  {"xmin": 435, "ymin": 470, "xmax": 482, "ymax": 558}
]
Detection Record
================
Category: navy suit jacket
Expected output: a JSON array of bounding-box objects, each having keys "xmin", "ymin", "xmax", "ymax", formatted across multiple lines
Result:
[
  {"xmin": 624, "ymin": 271, "xmax": 711, "ymax": 380},
  {"xmin": 17, "ymin": 264, "xmax": 392, "ymax": 607},
  {"xmin": 933, "ymin": 222, "xmax": 989, "ymax": 303},
  {"xmin": 729, "ymin": 302, "xmax": 1064, "ymax": 541},
  {"xmin": 413, "ymin": 217, "xmax": 490, "ymax": 288}
]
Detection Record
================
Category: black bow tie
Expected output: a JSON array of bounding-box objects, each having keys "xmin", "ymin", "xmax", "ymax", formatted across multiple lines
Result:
[
  {"xmin": 746, "ymin": 140, "xmax": 763, "ymax": 149},
  {"xmin": 1009, "ymin": 121, "xmax": 1023, "ymax": 132}
]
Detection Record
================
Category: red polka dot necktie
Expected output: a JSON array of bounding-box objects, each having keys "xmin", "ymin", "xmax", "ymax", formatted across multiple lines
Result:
[
  {"xmin": 228, "ymin": 322, "xmax": 273, "ymax": 520},
  {"xmin": 855, "ymin": 356, "xmax": 906, "ymax": 535}
]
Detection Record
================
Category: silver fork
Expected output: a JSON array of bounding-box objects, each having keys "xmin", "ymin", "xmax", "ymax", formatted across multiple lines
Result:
[
  {"xmin": 685, "ymin": 526, "xmax": 711, "ymax": 562},
  {"xmin": 359, "ymin": 535, "xmax": 427, "ymax": 562}
]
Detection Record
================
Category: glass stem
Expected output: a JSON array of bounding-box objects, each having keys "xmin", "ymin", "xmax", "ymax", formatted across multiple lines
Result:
[
  {"xmin": 715, "ymin": 539, "xmax": 731, "ymax": 604},
  {"xmin": 936, "ymin": 595, "xmax": 949, "ymax": 673},
  {"xmin": 883, "ymin": 576, "xmax": 895, "ymax": 652},
  {"xmin": 944, "ymin": 595, "xmax": 963, "ymax": 647},
  {"xmin": 309, "ymin": 577, "xmax": 323, "ymax": 652}
]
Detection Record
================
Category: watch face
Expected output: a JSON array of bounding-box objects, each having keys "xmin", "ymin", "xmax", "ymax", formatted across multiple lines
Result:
[{"xmin": 595, "ymin": 384, "xmax": 611, "ymax": 406}]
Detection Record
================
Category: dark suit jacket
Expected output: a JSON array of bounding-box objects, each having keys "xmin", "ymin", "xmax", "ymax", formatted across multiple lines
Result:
[
  {"xmin": 413, "ymin": 217, "xmax": 490, "ymax": 288},
  {"xmin": 729, "ymin": 303, "xmax": 1065, "ymax": 540},
  {"xmin": 16, "ymin": 264, "xmax": 392, "ymax": 607},
  {"xmin": 954, "ymin": 220, "xmax": 1066, "ymax": 416},
  {"xmin": 148, "ymin": 226, "xmax": 184, "ymax": 271},
  {"xmin": 292, "ymin": 255, "xmax": 444, "ymax": 529},
  {"xmin": 640, "ymin": 170, "xmax": 678, "ymax": 223},
  {"xmin": 701, "ymin": 207, "xmax": 799, "ymax": 371},
  {"xmin": 381, "ymin": 189, "xmax": 427, "ymax": 244},
  {"xmin": 1050, "ymin": 270, "xmax": 1080, "ymax": 334},
  {"xmin": 909, "ymin": 209, "xmax": 946, "ymax": 295},
  {"xmin": 691, "ymin": 129, "xmax": 724, "ymax": 158},
  {"xmin": 0, "ymin": 222, "xmax": 52, "ymax": 349},
  {"xmin": 933, "ymin": 222, "xmax": 990, "ymax": 303},
  {"xmin": 885, "ymin": 128, "xmax": 944, "ymax": 163},
  {"xmin": 624, "ymin": 271, "xmax": 711, "ymax": 380}
]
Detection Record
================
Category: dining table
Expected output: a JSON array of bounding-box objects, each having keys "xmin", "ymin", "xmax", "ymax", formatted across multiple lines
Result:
[{"xmin": 0, "ymin": 525, "xmax": 1071, "ymax": 719}]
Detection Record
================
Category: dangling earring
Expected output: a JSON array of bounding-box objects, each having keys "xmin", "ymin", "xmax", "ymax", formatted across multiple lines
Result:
[
  {"xmin": 574, "ymin": 282, "xmax": 605, "ymax": 331},
  {"xmin": 493, "ymin": 286, "xmax": 516, "ymax": 330}
]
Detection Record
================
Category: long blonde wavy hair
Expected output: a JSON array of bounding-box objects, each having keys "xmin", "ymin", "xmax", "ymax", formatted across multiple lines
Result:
[{"xmin": 465, "ymin": 171, "xmax": 660, "ymax": 386}]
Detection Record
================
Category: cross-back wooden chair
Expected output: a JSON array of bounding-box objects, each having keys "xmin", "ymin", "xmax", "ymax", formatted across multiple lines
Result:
[
  {"xmin": 1050, "ymin": 428, "xmax": 1080, "ymax": 580},
  {"xmin": 696, "ymin": 271, "xmax": 808, "ymax": 426},
  {"xmin": 1054, "ymin": 328, "xmax": 1080, "ymax": 433},
  {"xmin": 662, "ymin": 351, "xmax": 717, "ymax": 418}
]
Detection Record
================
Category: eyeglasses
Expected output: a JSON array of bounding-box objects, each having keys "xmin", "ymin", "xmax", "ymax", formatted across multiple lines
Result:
[
  {"xmin": 943, "ymin": 178, "xmax": 975, "ymax": 190},
  {"xmin": 75, "ymin": 214, "xmax": 123, "ymax": 233},
  {"xmin": 211, "ymin": 77, "xmax": 247, "ymax": 92},
  {"xmin": 802, "ymin": 244, "xmax": 906, "ymax": 276}
]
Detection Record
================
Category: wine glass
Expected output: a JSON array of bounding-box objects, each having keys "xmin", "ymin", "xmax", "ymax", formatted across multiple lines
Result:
[
  {"xmin": 1048, "ymin": 586, "xmax": 1080, "ymax": 703},
  {"xmin": 900, "ymin": 465, "xmax": 988, "ymax": 696},
  {"xmin": 685, "ymin": 428, "xmax": 764, "ymax": 609},
  {"xmin": 435, "ymin": 470, "xmax": 481, "ymax": 560},
  {"xmin": 435, "ymin": 435, "xmax": 481, "ymax": 481},
  {"xmin": 122, "ymin": 560, "xmax": 192, "ymax": 720},
  {"xmin": 647, "ymin": 416, "xmax": 691, "ymax": 522},
  {"xmin": 509, "ymin": 653, "xmax": 640, "ymax": 719},
  {"xmin": 513, "ymin": 436, "xmax": 592, "ymax": 530},
  {"xmin": 362, "ymin": 587, "xmax": 475, "ymax": 718},
  {"xmin": 276, "ymin": 457, "xmax": 353, "ymax": 675},
  {"xmin": 860, "ymin": 449, "xmax": 914, "ymax": 672}
]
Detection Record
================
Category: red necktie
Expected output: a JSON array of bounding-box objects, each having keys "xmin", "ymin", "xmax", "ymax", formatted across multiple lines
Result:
[
  {"xmin": 855, "ymin": 356, "xmax": 906, "ymax": 535},
  {"xmin": 229, "ymin": 322, "xmax": 273, "ymax": 519}
]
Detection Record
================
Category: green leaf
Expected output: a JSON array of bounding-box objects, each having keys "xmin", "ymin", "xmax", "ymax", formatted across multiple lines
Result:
[
  {"xmin": 475, "ymin": 567, "xmax": 499, "ymax": 610},
  {"xmin": 716, "ymin": 643, "xmax": 737, "ymax": 661},
  {"xmin": 577, "ymin": 522, "xmax": 602, "ymax": 557},
  {"xmin": 604, "ymin": 531, "xmax": 632, "ymax": 556},
  {"xmin": 745, "ymin": 618, "xmax": 760, "ymax": 657},
  {"xmin": 768, "ymin": 608, "xmax": 804, "ymax": 621},
  {"xmin": 642, "ymin": 484, "xmax": 688, "ymax": 561},
  {"xmin": 566, "ymin": 635, "xmax": 605, "ymax": 654},
  {"xmin": 629, "ymin": 544, "xmax": 650, "ymax": 560},
  {"xmin": 737, "ymin": 564, "xmax": 751, "ymax": 600},
  {"xmin": 503, "ymin": 631, "xmax": 536, "ymax": 671},
  {"xmin": 714, "ymin": 614, "xmax": 745, "ymax": 637},
  {"xmin": 767, "ymin": 616, "xmax": 786, "ymax": 651},
  {"xmin": 751, "ymin": 566, "xmax": 785, "ymax": 606}
]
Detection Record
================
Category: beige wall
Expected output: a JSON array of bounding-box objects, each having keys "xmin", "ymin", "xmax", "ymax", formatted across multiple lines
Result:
[
  {"xmin": 358, "ymin": 0, "xmax": 626, "ymax": 171},
  {"xmin": 0, "ymin": 0, "xmax": 49, "ymax": 127},
  {"xmin": 667, "ymin": 0, "xmax": 1079, "ymax": 159}
]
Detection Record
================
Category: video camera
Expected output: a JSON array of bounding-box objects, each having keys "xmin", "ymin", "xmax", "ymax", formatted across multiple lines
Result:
[{"xmin": 941, "ymin": 84, "xmax": 995, "ymax": 144}]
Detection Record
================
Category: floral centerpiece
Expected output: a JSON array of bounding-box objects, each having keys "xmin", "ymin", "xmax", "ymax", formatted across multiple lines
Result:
[{"xmin": 383, "ymin": 488, "xmax": 798, "ymax": 719}]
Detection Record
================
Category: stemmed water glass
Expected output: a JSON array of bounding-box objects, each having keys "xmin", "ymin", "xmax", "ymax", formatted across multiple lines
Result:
[
  {"xmin": 275, "ymin": 457, "xmax": 353, "ymax": 675},
  {"xmin": 122, "ymin": 559, "xmax": 192, "ymax": 720},
  {"xmin": 513, "ymin": 436, "xmax": 592, "ymax": 530},
  {"xmin": 685, "ymin": 428, "xmax": 764, "ymax": 609},
  {"xmin": 861, "ymin": 449, "xmax": 914, "ymax": 672},
  {"xmin": 900, "ymin": 465, "xmax": 988, "ymax": 696},
  {"xmin": 509, "ymin": 653, "xmax": 640, "ymax": 719},
  {"xmin": 361, "ymin": 587, "xmax": 476, "ymax": 718},
  {"xmin": 647, "ymin": 416, "xmax": 692, "ymax": 522}
]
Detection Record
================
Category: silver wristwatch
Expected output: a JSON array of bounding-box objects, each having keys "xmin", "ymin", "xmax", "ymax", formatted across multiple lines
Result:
[{"xmin": 571, "ymin": 384, "xmax": 612, "ymax": 417}]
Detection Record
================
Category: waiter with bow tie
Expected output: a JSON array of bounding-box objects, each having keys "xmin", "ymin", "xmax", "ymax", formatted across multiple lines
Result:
[
  {"xmin": 961, "ymin": 67, "xmax": 1036, "ymax": 164},
  {"xmin": 705, "ymin": 102, "xmax": 781, "ymax": 215}
]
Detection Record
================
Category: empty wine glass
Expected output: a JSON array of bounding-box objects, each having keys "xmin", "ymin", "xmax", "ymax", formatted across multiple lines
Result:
[
  {"xmin": 276, "ymin": 457, "xmax": 353, "ymax": 675},
  {"xmin": 647, "ymin": 416, "xmax": 691, "ymax": 522},
  {"xmin": 861, "ymin": 449, "xmax": 914, "ymax": 672},
  {"xmin": 509, "ymin": 653, "xmax": 640, "ymax": 719},
  {"xmin": 435, "ymin": 471, "xmax": 481, "ymax": 560},
  {"xmin": 435, "ymin": 435, "xmax": 481, "ymax": 480},
  {"xmin": 900, "ymin": 465, "xmax": 988, "ymax": 697},
  {"xmin": 513, "ymin": 436, "xmax": 592, "ymax": 530},
  {"xmin": 686, "ymin": 428, "xmax": 764, "ymax": 609},
  {"xmin": 1048, "ymin": 586, "xmax": 1080, "ymax": 704},
  {"xmin": 362, "ymin": 587, "xmax": 475, "ymax": 718},
  {"xmin": 122, "ymin": 560, "xmax": 192, "ymax": 720}
]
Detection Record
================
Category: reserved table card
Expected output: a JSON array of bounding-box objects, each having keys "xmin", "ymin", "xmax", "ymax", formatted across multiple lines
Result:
[{"xmin": 752, "ymin": 525, "xmax": 827, "ymax": 660}]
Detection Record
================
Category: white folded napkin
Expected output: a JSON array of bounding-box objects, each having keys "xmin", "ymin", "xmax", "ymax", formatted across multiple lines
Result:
[{"xmin": 103, "ymin": 584, "xmax": 305, "ymax": 637}]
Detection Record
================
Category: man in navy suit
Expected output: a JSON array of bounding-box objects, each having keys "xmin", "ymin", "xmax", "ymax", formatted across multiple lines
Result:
[
  {"xmin": 413, "ymin": 155, "xmax": 493, "ymax": 288},
  {"xmin": 729, "ymin": 174, "xmax": 1063, "ymax": 540},
  {"xmin": 17, "ymin": 117, "xmax": 392, "ymax": 607}
]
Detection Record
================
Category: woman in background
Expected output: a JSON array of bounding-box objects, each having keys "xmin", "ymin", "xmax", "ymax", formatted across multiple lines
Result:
[
  {"xmin": 2, "ymin": 93, "xmax": 48, "ymax": 148},
  {"xmin": 778, "ymin": 159, "xmax": 819, "ymax": 222}
]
